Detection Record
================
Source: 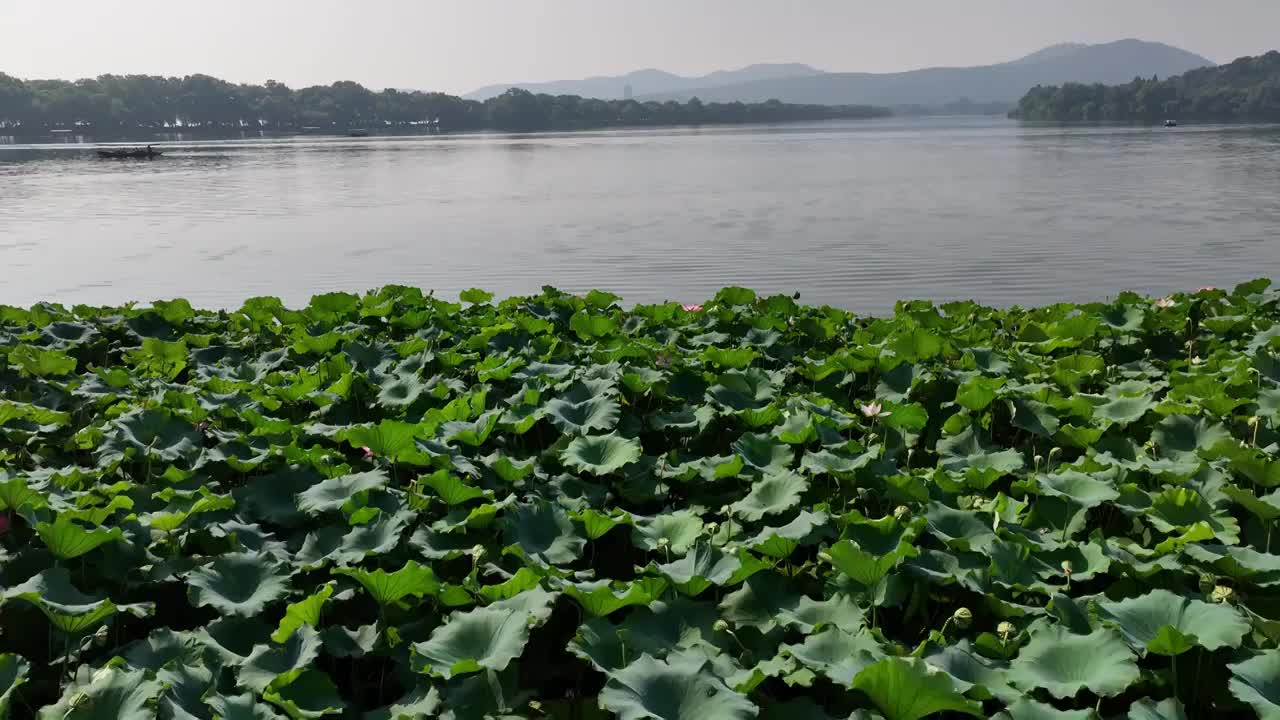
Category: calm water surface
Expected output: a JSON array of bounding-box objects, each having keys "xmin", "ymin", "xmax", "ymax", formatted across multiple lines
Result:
[{"xmin": 3, "ymin": 117, "xmax": 1279, "ymax": 313}]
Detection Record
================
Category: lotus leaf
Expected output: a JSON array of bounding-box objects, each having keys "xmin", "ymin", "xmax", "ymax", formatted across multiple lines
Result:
[
  {"xmin": 598, "ymin": 654, "xmax": 758, "ymax": 720},
  {"xmin": 1009, "ymin": 626, "xmax": 1139, "ymax": 699}
]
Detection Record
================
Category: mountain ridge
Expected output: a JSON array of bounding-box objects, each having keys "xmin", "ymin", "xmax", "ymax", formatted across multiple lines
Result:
[{"xmin": 466, "ymin": 40, "xmax": 1214, "ymax": 109}]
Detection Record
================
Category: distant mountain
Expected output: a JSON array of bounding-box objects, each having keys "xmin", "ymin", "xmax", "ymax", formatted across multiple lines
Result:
[
  {"xmin": 638, "ymin": 40, "xmax": 1215, "ymax": 108},
  {"xmin": 463, "ymin": 63, "xmax": 824, "ymax": 101}
]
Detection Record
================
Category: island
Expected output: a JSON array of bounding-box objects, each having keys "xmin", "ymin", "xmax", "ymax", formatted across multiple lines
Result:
[
  {"xmin": 0, "ymin": 73, "xmax": 890, "ymax": 138},
  {"xmin": 1010, "ymin": 50, "xmax": 1280, "ymax": 123}
]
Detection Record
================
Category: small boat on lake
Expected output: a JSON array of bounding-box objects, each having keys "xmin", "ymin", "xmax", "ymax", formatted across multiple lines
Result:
[
  {"xmin": 348, "ymin": 129, "xmax": 370, "ymax": 137},
  {"xmin": 97, "ymin": 147, "xmax": 163, "ymax": 159},
  {"xmin": 1165, "ymin": 119, "xmax": 1178, "ymax": 128}
]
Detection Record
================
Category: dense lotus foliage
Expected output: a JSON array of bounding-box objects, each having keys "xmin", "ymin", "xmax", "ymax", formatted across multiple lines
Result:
[{"xmin": 2, "ymin": 283, "xmax": 1280, "ymax": 719}]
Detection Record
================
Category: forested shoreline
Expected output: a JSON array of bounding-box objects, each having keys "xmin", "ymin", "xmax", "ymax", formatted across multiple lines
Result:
[
  {"xmin": 1011, "ymin": 50, "xmax": 1280, "ymax": 123},
  {"xmin": 0, "ymin": 72, "xmax": 890, "ymax": 136}
]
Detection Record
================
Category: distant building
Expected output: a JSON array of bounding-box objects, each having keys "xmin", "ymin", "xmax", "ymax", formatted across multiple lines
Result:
[{"xmin": 623, "ymin": 84, "xmax": 634, "ymax": 100}]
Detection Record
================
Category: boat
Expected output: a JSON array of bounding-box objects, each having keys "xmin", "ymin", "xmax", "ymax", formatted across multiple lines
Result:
[
  {"xmin": 348, "ymin": 129, "xmax": 370, "ymax": 137},
  {"xmin": 1165, "ymin": 119, "xmax": 1178, "ymax": 128},
  {"xmin": 97, "ymin": 148, "xmax": 163, "ymax": 159}
]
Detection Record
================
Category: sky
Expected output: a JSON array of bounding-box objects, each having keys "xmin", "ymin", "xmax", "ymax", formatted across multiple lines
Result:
[{"xmin": 2, "ymin": 0, "xmax": 1277, "ymax": 94}]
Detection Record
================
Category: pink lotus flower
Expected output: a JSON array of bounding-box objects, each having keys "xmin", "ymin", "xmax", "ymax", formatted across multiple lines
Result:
[
  {"xmin": 1154, "ymin": 297, "xmax": 1176, "ymax": 309},
  {"xmin": 655, "ymin": 353, "xmax": 672, "ymax": 369},
  {"xmin": 682, "ymin": 304, "xmax": 703, "ymax": 313},
  {"xmin": 194, "ymin": 421, "xmax": 210, "ymax": 433},
  {"xmin": 860, "ymin": 402, "xmax": 891, "ymax": 419},
  {"xmin": 1197, "ymin": 286, "xmax": 1217, "ymax": 293},
  {"xmin": 361, "ymin": 446, "xmax": 375, "ymax": 460}
]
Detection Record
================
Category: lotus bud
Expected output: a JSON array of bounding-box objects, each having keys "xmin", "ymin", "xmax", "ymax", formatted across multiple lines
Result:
[
  {"xmin": 720, "ymin": 505, "xmax": 732, "ymax": 516},
  {"xmin": 1211, "ymin": 585, "xmax": 1235, "ymax": 604},
  {"xmin": 705, "ymin": 522, "xmax": 719, "ymax": 533},
  {"xmin": 470, "ymin": 545, "xmax": 486, "ymax": 562},
  {"xmin": 818, "ymin": 551, "xmax": 833, "ymax": 564},
  {"xmin": 1034, "ymin": 454, "xmax": 1044, "ymax": 468},
  {"xmin": 713, "ymin": 620, "xmax": 730, "ymax": 633},
  {"xmin": 1249, "ymin": 416, "xmax": 1261, "ymax": 428},
  {"xmin": 893, "ymin": 505, "xmax": 910, "ymax": 520},
  {"xmin": 951, "ymin": 607, "xmax": 973, "ymax": 630},
  {"xmin": 656, "ymin": 537, "xmax": 669, "ymax": 548},
  {"xmin": 1061, "ymin": 560, "xmax": 1073, "ymax": 576},
  {"xmin": 998, "ymin": 621, "xmax": 1016, "ymax": 639},
  {"xmin": 1191, "ymin": 356, "xmax": 1203, "ymax": 366}
]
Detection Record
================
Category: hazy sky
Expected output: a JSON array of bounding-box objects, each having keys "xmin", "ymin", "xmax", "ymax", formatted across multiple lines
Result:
[{"xmin": 2, "ymin": 0, "xmax": 1276, "ymax": 94}]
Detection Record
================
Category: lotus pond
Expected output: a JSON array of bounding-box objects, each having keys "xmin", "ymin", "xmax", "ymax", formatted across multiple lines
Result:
[{"xmin": 2, "ymin": 283, "xmax": 1280, "ymax": 719}]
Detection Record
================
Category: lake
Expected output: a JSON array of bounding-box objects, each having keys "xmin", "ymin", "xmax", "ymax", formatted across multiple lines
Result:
[{"xmin": 3, "ymin": 117, "xmax": 1279, "ymax": 313}]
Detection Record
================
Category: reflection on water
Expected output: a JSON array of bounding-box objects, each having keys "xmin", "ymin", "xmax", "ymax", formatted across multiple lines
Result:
[{"xmin": 2, "ymin": 117, "xmax": 1280, "ymax": 313}]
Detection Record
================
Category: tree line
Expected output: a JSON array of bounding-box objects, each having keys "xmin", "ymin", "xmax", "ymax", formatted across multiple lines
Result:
[
  {"xmin": 0, "ymin": 73, "xmax": 890, "ymax": 135},
  {"xmin": 1011, "ymin": 50, "xmax": 1280, "ymax": 123}
]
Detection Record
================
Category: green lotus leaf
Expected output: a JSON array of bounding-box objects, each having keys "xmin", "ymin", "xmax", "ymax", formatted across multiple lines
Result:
[
  {"xmin": 633, "ymin": 510, "xmax": 704, "ymax": 555},
  {"xmin": 239, "ymin": 626, "xmax": 323, "ymax": 692},
  {"xmin": 758, "ymin": 698, "xmax": 848, "ymax": 720},
  {"xmin": 730, "ymin": 471, "xmax": 807, "ymax": 521},
  {"xmin": 0, "ymin": 476, "xmax": 45, "ymax": 512},
  {"xmin": 748, "ymin": 509, "xmax": 831, "ymax": 558},
  {"xmin": 774, "ymin": 411, "xmax": 817, "ymax": 445},
  {"xmin": 956, "ymin": 375, "xmax": 1006, "ymax": 411},
  {"xmin": 411, "ymin": 606, "xmax": 533, "ymax": 679},
  {"xmin": 107, "ymin": 408, "xmax": 202, "ymax": 462},
  {"xmin": 1184, "ymin": 543, "xmax": 1280, "ymax": 583},
  {"xmin": 0, "ymin": 654, "xmax": 29, "ymax": 719},
  {"xmin": 187, "ymin": 551, "xmax": 291, "ymax": 617},
  {"xmin": 296, "ymin": 470, "xmax": 388, "ymax": 515},
  {"xmin": 562, "ymin": 433, "xmax": 643, "ymax": 476},
  {"xmin": 1094, "ymin": 393, "xmax": 1156, "ymax": 426},
  {"xmin": 852, "ymin": 657, "xmax": 982, "ymax": 720},
  {"xmin": 1152, "ymin": 415, "xmax": 1231, "ymax": 460},
  {"xmin": 262, "ymin": 668, "xmax": 345, "ymax": 719},
  {"xmin": 572, "ymin": 508, "xmax": 628, "ymax": 540},
  {"xmin": 36, "ymin": 517, "xmax": 124, "ymax": 560},
  {"xmin": 937, "ymin": 427, "xmax": 1024, "ymax": 475},
  {"xmin": 504, "ymin": 500, "xmax": 585, "ymax": 567},
  {"xmin": 126, "ymin": 337, "xmax": 188, "ymax": 380},
  {"xmin": 376, "ymin": 374, "xmax": 426, "ymax": 408},
  {"xmin": 925, "ymin": 502, "xmax": 996, "ymax": 552},
  {"xmin": 1229, "ymin": 649, "xmax": 1280, "ymax": 720},
  {"xmin": 922, "ymin": 639, "xmax": 1018, "ymax": 703},
  {"xmin": 599, "ymin": 653, "xmax": 758, "ymax": 720},
  {"xmin": 570, "ymin": 310, "xmax": 618, "ymax": 340},
  {"xmin": 1009, "ymin": 626, "xmax": 1139, "ymax": 699},
  {"xmin": 783, "ymin": 627, "xmax": 886, "ymax": 686},
  {"xmin": 1223, "ymin": 485, "xmax": 1280, "ymax": 521},
  {"xmin": 776, "ymin": 594, "xmax": 866, "ymax": 634},
  {"xmin": 37, "ymin": 666, "xmax": 162, "ymax": 720},
  {"xmin": 334, "ymin": 559, "xmax": 439, "ymax": 606},
  {"xmin": 9, "ymin": 344, "xmax": 77, "ymax": 377},
  {"xmin": 989, "ymin": 540, "xmax": 1055, "ymax": 589},
  {"xmin": 271, "ymin": 584, "xmax": 334, "ymax": 643},
  {"xmin": 824, "ymin": 531, "xmax": 916, "ymax": 589},
  {"xmin": 298, "ymin": 509, "xmax": 412, "ymax": 567},
  {"xmin": 996, "ymin": 698, "xmax": 1097, "ymax": 719},
  {"xmin": 801, "ymin": 447, "xmax": 879, "ymax": 476},
  {"xmin": 720, "ymin": 573, "xmax": 802, "ymax": 631},
  {"xmin": 5, "ymin": 568, "xmax": 117, "ymax": 634},
  {"xmin": 1127, "ymin": 697, "xmax": 1188, "ymax": 720},
  {"xmin": 205, "ymin": 692, "xmax": 288, "ymax": 720},
  {"xmin": 564, "ymin": 577, "xmax": 669, "ymax": 617},
  {"xmin": 1097, "ymin": 588, "xmax": 1250, "ymax": 655},
  {"xmin": 708, "ymin": 368, "xmax": 777, "ymax": 411},
  {"xmin": 1036, "ymin": 470, "xmax": 1119, "ymax": 509},
  {"xmin": 337, "ymin": 421, "xmax": 426, "ymax": 464},
  {"xmin": 419, "ymin": 469, "xmax": 489, "ymax": 506},
  {"xmin": 656, "ymin": 543, "xmax": 741, "ymax": 595},
  {"xmin": 545, "ymin": 395, "xmax": 621, "ymax": 435},
  {"xmin": 733, "ymin": 433, "xmax": 793, "ymax": 473},
  {"xmin": 1147, "ymin": 487, "xmax": 1240, "ymax": 545}
]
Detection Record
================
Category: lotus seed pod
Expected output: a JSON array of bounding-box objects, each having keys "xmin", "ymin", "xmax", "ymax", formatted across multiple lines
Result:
[
  {"xmin": 818, "ymin": 551, "xmax": 833, "ymax": 563},
  {"xmin": 1034, "ymin": 454, "xmax": 1044, "ymax": 466},
  {"xmin": 657, "ymin": 537, "xmax": 669, "ymax": 547},
  {"xmin": 1249, "ymin": 416, "xmax": 1261, "ymax": 428},
  {"xmin": 1061, "ymin": 560, "xmax": 1073, "ymax": 576},
  {"xmin": 470, "ymin": 545, "xmax": 486, "ymax": 561},
  {"xmin": 713, "ymin": 620, "xmax": 730, "ymax": 632},
  {"xmin": 1212, "ymin": 585, "xmax": 1235, "ymax": 604},
  {"xmin": 705, "ymin": 522, "xmax": 719, "ymax": 533},
  {"xmin": 893, "ymin": 505, "xmax": 910, "ymax": 520},
  {"xmin": 952, "ymin": 607, "xmax": 973, "ymax": 630},
  {"xmin": 998, "ymin": 621, "xmax": 1016, "ymax": 638},
  {"xmin": 719, "ymin": 505, "xmax": 732, "ymax": 516}
]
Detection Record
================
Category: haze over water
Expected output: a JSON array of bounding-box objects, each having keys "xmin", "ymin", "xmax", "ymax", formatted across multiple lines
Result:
[{"xmin": 3, "ymin": 116, "xmax": 1279, "ymax": 313}]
